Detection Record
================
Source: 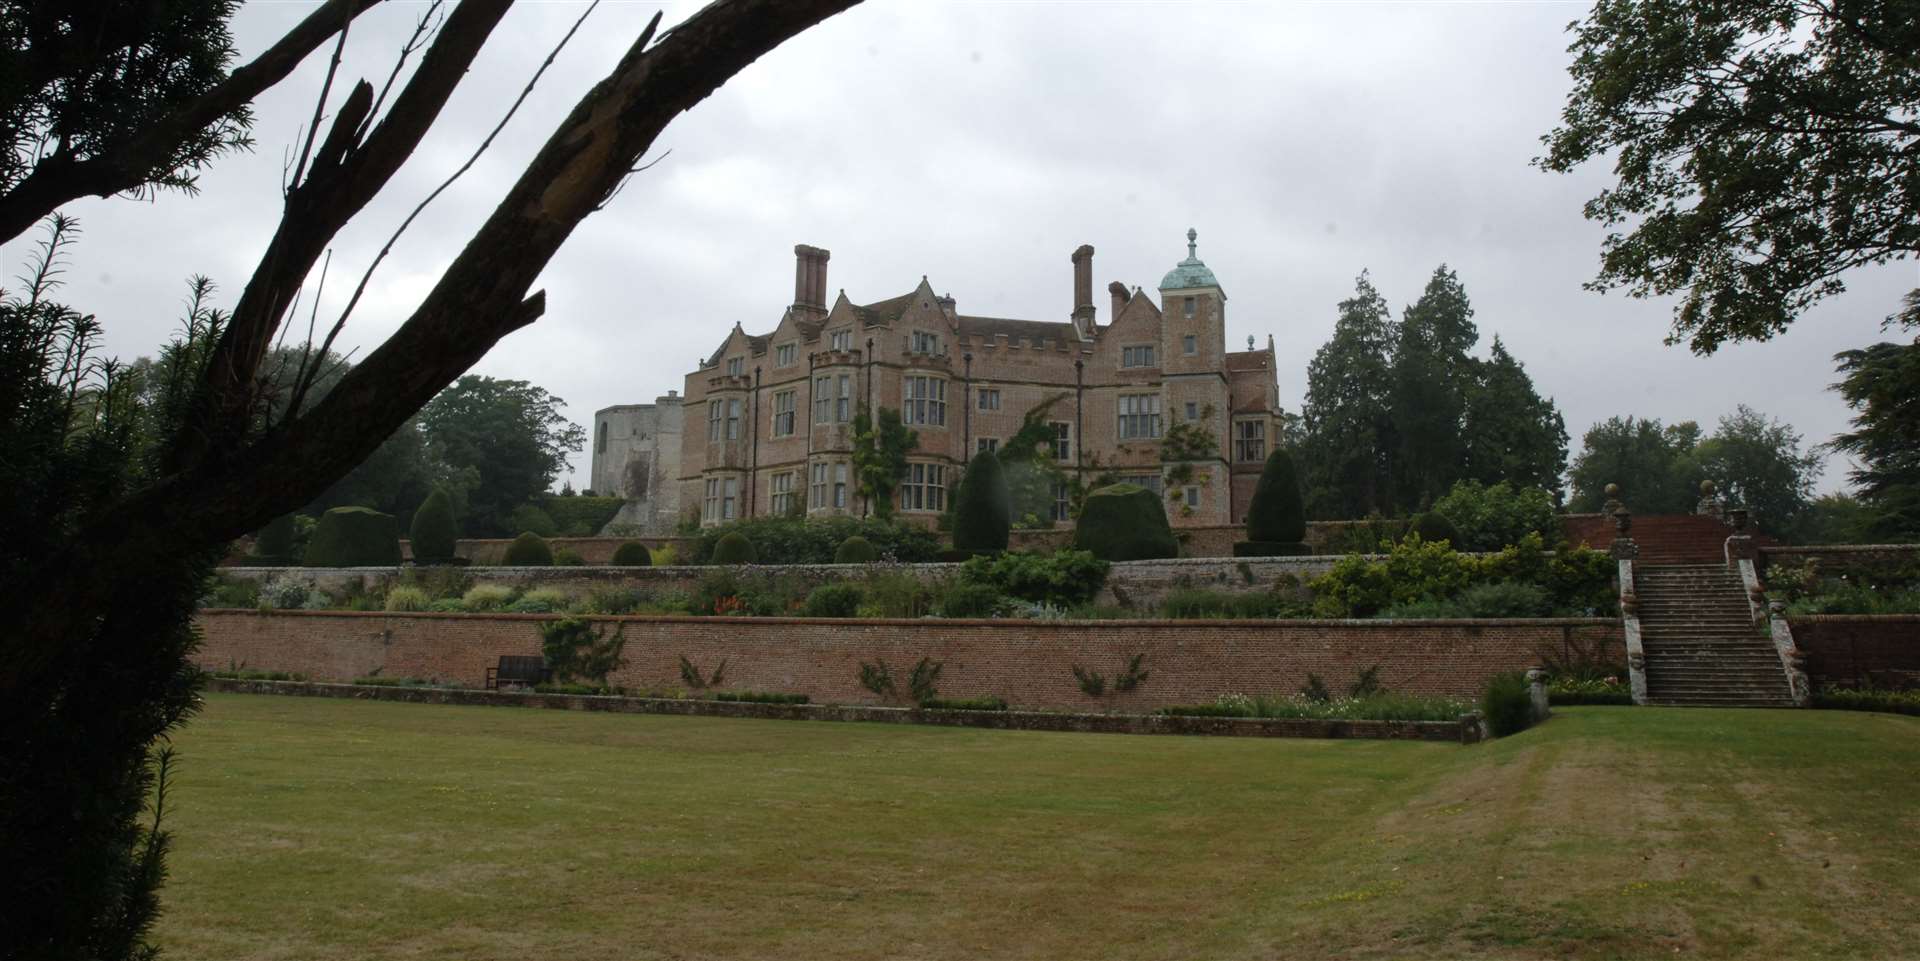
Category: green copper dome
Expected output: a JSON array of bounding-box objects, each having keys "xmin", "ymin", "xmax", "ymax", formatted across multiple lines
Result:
[{"xmin": 1159, "ymin": 227, "xmax": 1219, "ymax": 290}]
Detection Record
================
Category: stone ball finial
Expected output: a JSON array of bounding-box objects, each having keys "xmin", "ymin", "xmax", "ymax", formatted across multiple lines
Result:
[
  {"xmin": 1701, "ymin": 479, "xmax": 1717, "ymax": 496},
  {"xmin": 1604, "ymin": 482, "xmax": 1620, "ymax": 498}
]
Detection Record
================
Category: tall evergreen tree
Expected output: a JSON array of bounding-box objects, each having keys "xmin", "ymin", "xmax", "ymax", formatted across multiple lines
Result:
[
  {"xmin": 1389, "ymin": 266, "xmax": 1478, "ymax": 511},
  {"xmin": 1300, "ymin": 272, "xmax": 1397, "ymax": 519},
  {"xmin": 1829, "ymin": 335, "xmax": 1920, "ymax": 541},
  {"xmin": 1461, "ymin": 338, "xmax": 1569, "ymax": 500}
]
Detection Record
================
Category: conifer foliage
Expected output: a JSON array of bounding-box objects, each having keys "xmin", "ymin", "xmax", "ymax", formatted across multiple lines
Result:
[
  {"xmin": 1300, "ymin": 269, "xmax": 1567, "ymax": 519},
  {"xmin": 952, "ymin": 449, "xmax": 1012, "ymax": 553},
  {"xmin": 408, "ymin": 489, "xmax": 459, "ymax": 565},
  {"xmin": 304, "ymin": 507, "xmax": 400, "ymax": 567},
  {"xmin": 1237, "ymin": 449, "xmax": 1309, "ymax": 556},
  {"xmin": 503, "ymin": 531, "xmax": 554, "ymax": 567},
  {"xmin": 1073, "ymin": 484, "xmax": 1178, "ymax": 561}
]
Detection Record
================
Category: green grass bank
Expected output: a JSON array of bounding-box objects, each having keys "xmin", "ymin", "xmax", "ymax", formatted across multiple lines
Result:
[{"xmin": 158, "ymin": 695, "xmax": 1920, "ymax": 959}]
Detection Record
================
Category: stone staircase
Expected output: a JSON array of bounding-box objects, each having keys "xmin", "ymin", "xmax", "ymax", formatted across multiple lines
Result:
[{"xmin": 1634, "ymin": 563, "xmax": 1795, "ymax": 707}]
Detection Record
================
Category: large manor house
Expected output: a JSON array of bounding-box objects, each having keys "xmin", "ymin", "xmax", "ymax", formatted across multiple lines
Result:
[{"xmin": 591, "ymin": 231, "xmax": 1286, "ymax": 534}]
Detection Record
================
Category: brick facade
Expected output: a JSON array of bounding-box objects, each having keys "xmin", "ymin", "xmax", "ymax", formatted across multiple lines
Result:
[
  {"xmin": 1789, "ymin": 615, "xmax": 1920, "ymax": 689},
  {"xmin": 675, "ymin": 232, "xmax": 1284, "ymax": 531},
  {"xmin": 194, "ymin": 609, "xmax": 1622, "ymax": 710}
]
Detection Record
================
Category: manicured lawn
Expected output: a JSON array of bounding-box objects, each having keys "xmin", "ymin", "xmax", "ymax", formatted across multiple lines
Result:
[{"xmin": 158, "ymin": 694, "xmax": 1920, "ymax": 960}]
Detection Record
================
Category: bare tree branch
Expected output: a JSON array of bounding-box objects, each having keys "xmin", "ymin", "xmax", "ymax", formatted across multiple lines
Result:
[
  {"xmin": 288, "ymin": 9, "xmax": 354, "ymax": 198},
  {"xmin": 363, "ymin": 0, "xmax": 448, "ymax": 140},
  {"xmin": 116, "ymin": 0, "xmax": 864, "ymax": 552},
  {"xmin": 0, "ymin": 0, "xmax": 389, "ymax": 242},
  {"xmin": 302, "ymin": 0, "xmax": 605, "ymax": 413},
  {"xmin": 175, "ymin": 0, "xmax": 517, "ymax": 471}
]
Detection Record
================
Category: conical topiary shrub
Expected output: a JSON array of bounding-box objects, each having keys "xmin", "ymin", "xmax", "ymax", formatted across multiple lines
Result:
[
  {"xmin": 305, "ymin": 507, "xmax": 401, "ymax": 567},
  {"xmin": 711, "ymin": 530, "xmax": 757, "ymax": 565},
  {"xmin": 834, "ymin": 535, "xmax": 878, "ymax": 564},
  {"xmin": 610, "ymin": 541, "xmax": 653, "ymax": 566},
  {"xmin": 503, "ymin": 531, "xmax": 553, "ymax": 566},
  {"xmin": 951, "ymin": 449, "xmax": 1011, "ymax": 554},
  {"xmin": 1235, "ymin": 449, "xmax": 1310, "ymax": 557},
  {"xmin": 1071, "ymin": 483, "xmax": 1178, "ymax": 561},
  {"xmin": 252, "ymin": 513, "xmax": 296, "ymax": 565},
  {"xmin": 409, "ymin": 488, "xmax": 459, "ymax": 564}
]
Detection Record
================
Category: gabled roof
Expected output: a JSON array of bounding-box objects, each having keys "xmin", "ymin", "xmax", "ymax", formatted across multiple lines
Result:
[
  {"xmin": 1225, "ymin": 348, "xmax": 1272, "ymax": 373},
  {"xmin": 851, "ymin": 291, "xmax": 916, "ymax": 328},
  {"xmin": 957, "ymin": 315, "xmax": 1078, "ymax": 348}
]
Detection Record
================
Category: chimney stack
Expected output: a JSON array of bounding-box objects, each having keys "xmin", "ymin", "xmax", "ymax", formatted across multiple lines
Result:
[
  {"xmin": 1108, "ymin": 281, "xmax": 1130, "ymax": 323},
  {"xmin": 793, "ymin": 244, "xmax": 830, "ymax": 315},
  {"xmin": 1071, "ymin": 244, "xmax": 1095, "ymax": 334}
]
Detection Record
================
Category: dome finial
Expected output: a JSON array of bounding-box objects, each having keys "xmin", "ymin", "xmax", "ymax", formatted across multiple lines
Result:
[{"xmin": 1186, "ymin": 227, "xmax": 1197, "ymax": 258}]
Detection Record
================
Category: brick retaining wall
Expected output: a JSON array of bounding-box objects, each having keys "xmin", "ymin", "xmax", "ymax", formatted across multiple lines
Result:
[
  {"xmin": 216, "ymin": 555, "xmax": 1380, "ymax": 609},
  {"xmin": 206, "ymin": 678, "xmax": 1484, "ymax": 742},
  {"xmin": 194, "ymin": 609, "xmax": 1621, "ymax": 711},
  {"xmin": 1760, "ymin": 544, "xmax": 1920, "ymax": 580},
  {"xmin": 1789, "ymin": 615, "xmax": 1920, "ymax": 688}
]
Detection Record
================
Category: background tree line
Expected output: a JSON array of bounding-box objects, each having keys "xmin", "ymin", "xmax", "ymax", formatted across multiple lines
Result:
[{"xmin": 1295, "ymin": 266, "xmax": 1568, "ymax": 521}]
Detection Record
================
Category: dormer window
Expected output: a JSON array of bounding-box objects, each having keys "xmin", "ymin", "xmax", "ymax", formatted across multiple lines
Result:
[
  {"xmin": 726, "ymin": 357, "xmax": 743, "ymax": 376},
  {"xmin": 1121, "ymin": 345, "xmax": 1156, "ymax": 368},
  {"xmin": 829, "ymin": 329, "xmax": 852, "ymax": 352},
  {"xmin": 911, "ymin": 330, "xmax": 941, "ymax": 355},
  {"xmin": 775, "ymin": 343, "xmax": 797, "ymax": 367}
]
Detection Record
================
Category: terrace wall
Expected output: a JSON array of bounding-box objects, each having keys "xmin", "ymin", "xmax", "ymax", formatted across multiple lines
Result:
[
  {"xmin": 193, "ymin": 609, "xmax": 1622, "ymax": 711},
  {"xmin": 1759, "ymin": 544, "xmax": 1920, "ymax": 580},
  {"xmin": 223, "ymin": 515, "xmax": 1648, "ymax": 565},
  {"xmin": 217, "ymin": 554, "xmax": 1396, "ymax": 610},
  {"xmin": 1789, "ymin": 615, "xmax": 1920, "ymax": 689}
]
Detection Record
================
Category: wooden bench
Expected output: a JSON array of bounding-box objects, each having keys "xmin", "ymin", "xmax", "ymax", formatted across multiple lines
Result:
[{"xmin": 486, "ymin": 655, "xmax": 549, "ymax": 690}]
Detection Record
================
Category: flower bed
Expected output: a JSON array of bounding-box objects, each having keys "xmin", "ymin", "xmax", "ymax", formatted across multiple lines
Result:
[{"xmin": 204, "ymin": 676, "xmax": 1486, "ymax": 742}]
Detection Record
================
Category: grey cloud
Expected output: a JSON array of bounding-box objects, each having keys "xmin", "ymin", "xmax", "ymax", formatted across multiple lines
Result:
[{"xmin": 16, "ymin": 0, "xmax": 1910, "ymax": 496}]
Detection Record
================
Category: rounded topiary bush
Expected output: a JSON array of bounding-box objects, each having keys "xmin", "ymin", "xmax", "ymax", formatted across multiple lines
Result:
[
  {"xmin": 1409, "ymin": 512, "xmax": 1460, "ymax": 547},
  {"xmin": 409, "ymin": 488, "xmax": 459, "ymax": 564},
  {"xmin": 1236, "ymin": 449, "xmax": 1309, "ymax": 556},
  {"xmin": 610, "ymin": 541, "xmax": 653, "ymax": 566},
  {"xmin": 951, "ymin": 449, "xmax": 1011, "ymax": 553},
  {"xmin": 1071, "ymin": 483, "xmax": 1178, "ymax": 561},
  {"xmin": 801, "ymin": 582, "xmax": 863, "ymax": 618},
  {"xmin": 834, "ymin": 535, "xmax": 878, "ymax": 564},
  {"xmin": 503, "ymin": 531, "xmax": 553, "ymax": 566},
  {"xmin": 711, "ymin": 530, "xmax": 757, "ymax": 565},
  {"xmin": 305, "ymin": 507, "xmax": 401, "ymax": 567},
  {"xmin": 252, "ymin": 513, "xmax": 296, "ymax": 564}
]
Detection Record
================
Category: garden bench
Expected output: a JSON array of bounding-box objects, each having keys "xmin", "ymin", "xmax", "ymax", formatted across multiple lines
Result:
[{"xmin": 486, "ymin": 655, "xmax": 549, "ymax": 690}]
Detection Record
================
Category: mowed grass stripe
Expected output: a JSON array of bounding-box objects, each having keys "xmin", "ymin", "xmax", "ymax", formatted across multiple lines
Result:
[{"xmin": 157, "ymin": 695, "xmax": 1920, "ymax": 960}]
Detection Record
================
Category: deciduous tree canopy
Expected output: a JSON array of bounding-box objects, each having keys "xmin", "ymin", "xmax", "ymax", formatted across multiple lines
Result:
[{"xmin": 1539, "ymin": 0, "xmax": 1920, "ymax": 352}]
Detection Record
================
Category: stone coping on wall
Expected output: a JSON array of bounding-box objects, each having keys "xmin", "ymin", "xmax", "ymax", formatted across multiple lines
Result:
[
  {"xmin": 219, "ymin": 553, "xmax": 1413, "ymax": 578},
  {"xmin": 1760, "ymin": 544, "xmax": 1920, "ymax": 556},
  {"xmin": 1786, "ymin": 614, "xmax": 1920, "ymax": 624},
  {"xmin": 194, "ymin": 607, "xmax": 1618, "ymax": 630},
  {"xmin": 204, "ymin": 677, "xmax": 1487, "ymax": 743}
]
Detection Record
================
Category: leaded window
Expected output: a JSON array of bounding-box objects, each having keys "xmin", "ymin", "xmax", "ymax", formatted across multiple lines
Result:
[{"xmin": 1118, "ymin": 394, "xmax": 1162, "ymax": 439}]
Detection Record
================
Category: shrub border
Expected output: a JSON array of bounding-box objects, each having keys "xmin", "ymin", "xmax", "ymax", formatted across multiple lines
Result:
[
  {"xmin": 195, "ymin": 607, "xmax": 1617, "ymax": 630},
  {"xmin": 205, "ymin": 677, "xmax": 1486, "ymax": 743}
]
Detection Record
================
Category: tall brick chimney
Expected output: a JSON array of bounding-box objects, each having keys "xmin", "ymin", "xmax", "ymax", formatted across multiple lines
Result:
[
  {"xmin": 1071, "ymin": 244, "xmax": 1095, "ymax": 336},
  {"xmin": 793, "ymin": 244, "xmax": 830, "ymax": 317},
  {"xmin": 1108, "ymin": 281, "xmax": 1130, "ymax": 323}
]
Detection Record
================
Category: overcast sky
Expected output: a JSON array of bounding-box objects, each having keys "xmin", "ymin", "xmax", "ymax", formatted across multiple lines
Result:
[{"xmin": 17, "ymin": 0, "xmax": 1916, "ymax": 495}]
